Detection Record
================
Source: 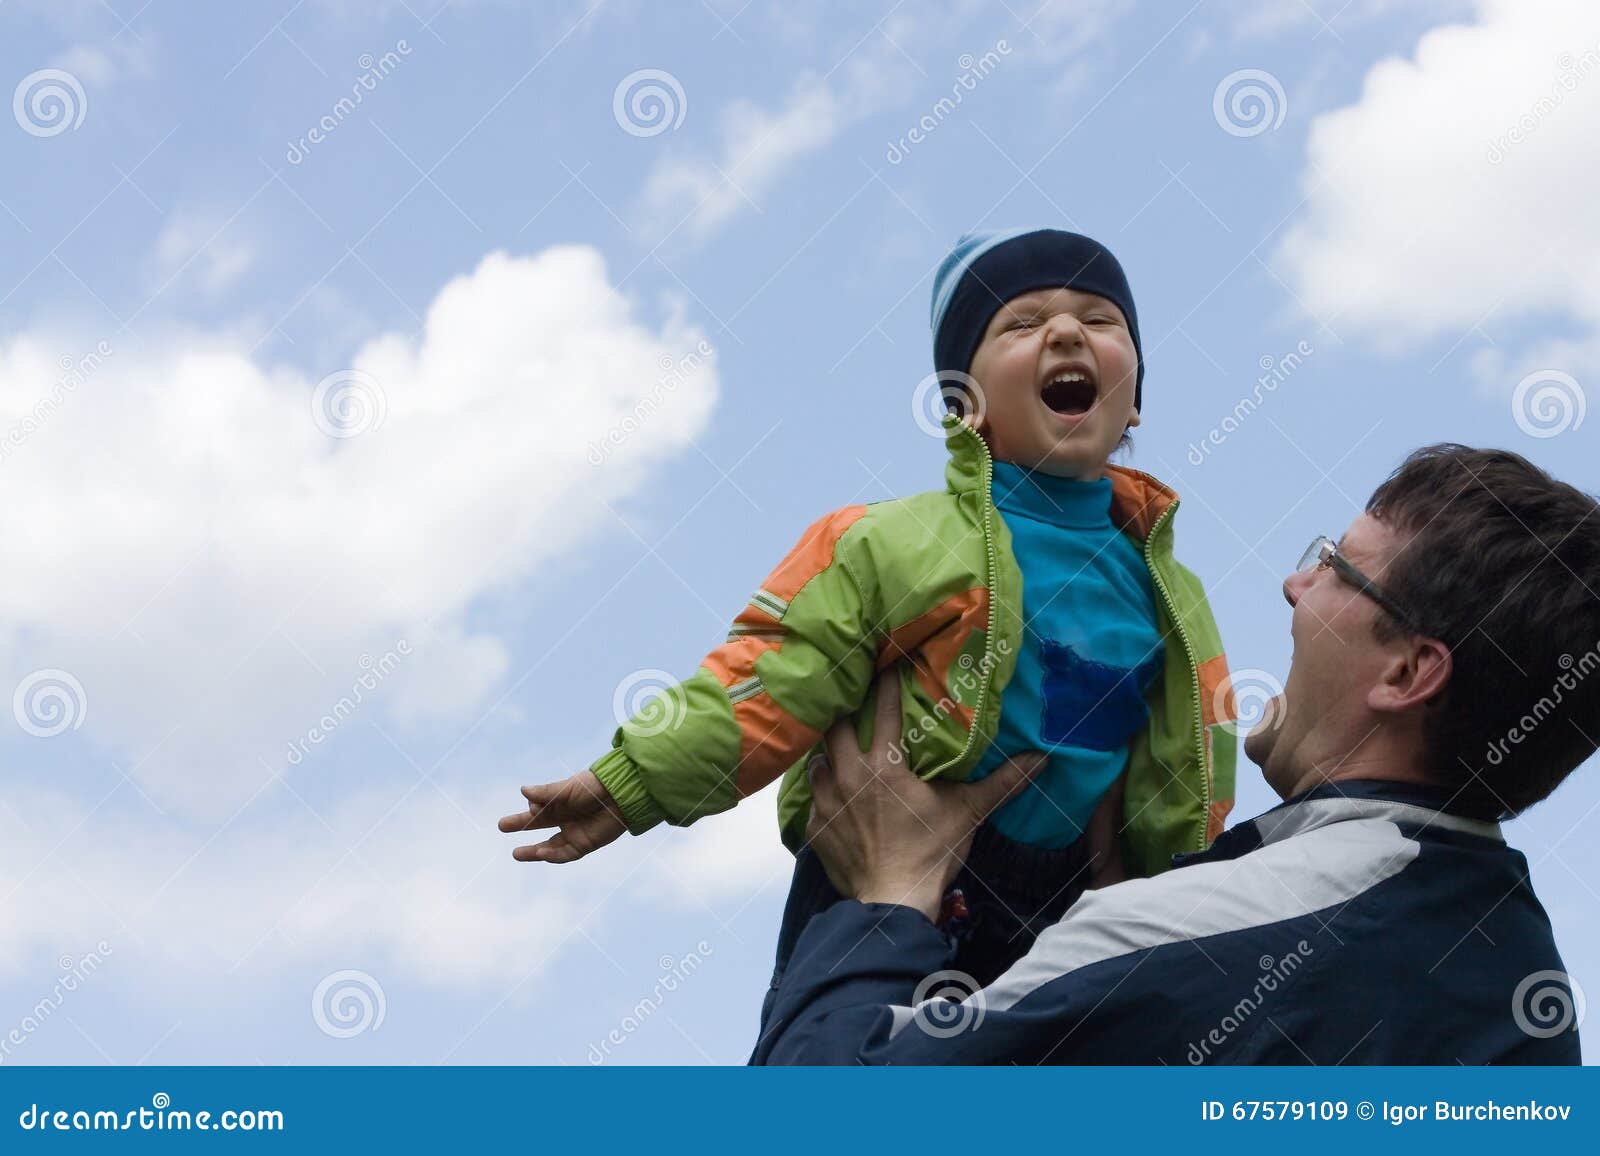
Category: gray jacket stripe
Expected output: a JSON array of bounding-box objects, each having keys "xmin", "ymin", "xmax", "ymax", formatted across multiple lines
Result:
[
  {"xmin": 1251, "ymin": 796, "xmax": 1503, "ymax": 846},
  {"xmin": 750, "ymin": 590, "xmax": 788, "ymax": 619},
  {"xmin": 888, "ymin": 816, "xmax": 1422, "ymax": 1037}
]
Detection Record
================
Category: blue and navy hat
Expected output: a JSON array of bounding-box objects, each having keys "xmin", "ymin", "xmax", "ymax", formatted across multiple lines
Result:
[{"xmin": 930, "ymin": 227, "xmax": 1143, "ymax": 411}]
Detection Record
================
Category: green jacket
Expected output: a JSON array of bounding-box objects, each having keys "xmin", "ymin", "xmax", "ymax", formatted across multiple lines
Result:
[{"xmin": 592, "ymin": 414, "xmax": 1238, "ymax": 877}]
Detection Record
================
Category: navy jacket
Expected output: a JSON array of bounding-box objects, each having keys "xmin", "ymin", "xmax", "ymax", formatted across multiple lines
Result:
[{"xmin": 753, "ymin": 779, "xmax": 1581, "ymax": 1065}]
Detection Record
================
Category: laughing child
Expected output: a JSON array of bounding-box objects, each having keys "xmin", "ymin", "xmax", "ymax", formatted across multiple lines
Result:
[{"xmin": 500, "ymin": 227, "xmax": 1237, "ymax": 1011}]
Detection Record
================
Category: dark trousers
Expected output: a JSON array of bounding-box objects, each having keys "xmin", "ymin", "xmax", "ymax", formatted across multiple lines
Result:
[{"xmin": 749, "ymin": 821, "xmax": 1094, "ymax": 1061}]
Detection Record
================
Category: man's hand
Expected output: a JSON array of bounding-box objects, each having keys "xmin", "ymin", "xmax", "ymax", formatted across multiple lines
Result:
[
  {"xmin": 804, "ymin": 671, "xmax": 1045, "ymax": 921},
  {"xmin": 498, "ymin": 770, "xmax": 627, "ymax": 863}
]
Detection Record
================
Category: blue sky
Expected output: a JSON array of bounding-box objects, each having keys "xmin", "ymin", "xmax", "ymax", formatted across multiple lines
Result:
[{"xmin": 1, "ymin": 0, "xmax": 1596, "ymax": 1065}]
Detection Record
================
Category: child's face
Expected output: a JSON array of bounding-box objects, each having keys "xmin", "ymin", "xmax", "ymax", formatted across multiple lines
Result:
[{"xmin": 964, "ymin": 286, "xmax": 1141, "ymax": 479}]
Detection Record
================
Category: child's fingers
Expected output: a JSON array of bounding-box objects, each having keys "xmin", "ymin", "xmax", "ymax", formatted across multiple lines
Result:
[
  {"xmin": 518, "ymin": 782, "xmax": 580, "ymax": 821},
  {"xmin": 512, "ymin": 832, "xmax": 582, "ymax": 864},
  {"xmin": 497, "ymin": 808, "xmax": 557, "ymax": 833},
  {"xmin": 520, "ymin": 782, "xmax": 559, "ymax": 807}
]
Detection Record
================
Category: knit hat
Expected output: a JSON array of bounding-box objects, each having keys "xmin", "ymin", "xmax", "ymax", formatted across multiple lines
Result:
[{"xmin": 930, "ymin": 227, "xmax": 1143, "ymax": 411}]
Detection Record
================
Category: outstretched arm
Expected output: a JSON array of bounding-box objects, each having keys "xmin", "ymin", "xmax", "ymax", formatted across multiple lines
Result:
[{"xmin": 501, "ymin": 505, "xmax": 881, "ymax": 862}]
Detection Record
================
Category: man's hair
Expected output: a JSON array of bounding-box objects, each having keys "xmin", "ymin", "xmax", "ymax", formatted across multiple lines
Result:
[{"xmin": 1366, "ymin": 443, "xmax": 1600, "ymax": 816}]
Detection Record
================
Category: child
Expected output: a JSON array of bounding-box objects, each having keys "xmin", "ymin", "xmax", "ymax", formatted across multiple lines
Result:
[{"xmin": 500, "ymin": 227, "xmax": 1236, "ymax": 1008}]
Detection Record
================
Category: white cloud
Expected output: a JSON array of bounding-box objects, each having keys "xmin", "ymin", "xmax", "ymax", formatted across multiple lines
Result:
[
  {"xmin": 1274, "ymin": 0, "xmax": 1600, "ymax": 384},
  {"xmin": 646, "ymin": 790, "xmax": 794, "ymax": 904},
  {"xmin": 634, "ymin": 14, "xmax": 923, "ymax": 242},
  {"xmin": 150, "ymin": 211, "xmax": 260, "ymax": 295},
  {"xmin": 0, "ymin": 782, "xmax": 561, "ymax": 992},
  {"xmin": 1023, "ymin": 0, "xmax": 1135, "ymax": 60},
  {"xmin": 640, "ymin": 72, "xmax": 850, "ymax": 243},
  {"xmin": 633, "ymin": 3, "xmax": 1152, "ymax": 242},
  {"xmin": 0, "ymin": 245, "xmax": 719, "ymax": 821},
  {"xmin": 1224, "ymin": 0, "xmax": 1470, "ymax": 41},
  {"xmin": 0, "ymin": 773, "xmax": 793, "ymax": 1008},
  {"xmin": 0, "ymin": 241, "xmax": 739, "ymax": 1009},
  {"xmin": 50, "ymin": 39, "xmax": 153, "ymax": 88}
]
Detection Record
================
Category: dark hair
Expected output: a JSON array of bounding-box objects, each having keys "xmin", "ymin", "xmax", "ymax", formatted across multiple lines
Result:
[{"xmin": 1366, "ymin": 444, "xmax": 1600, "ymax": 816}]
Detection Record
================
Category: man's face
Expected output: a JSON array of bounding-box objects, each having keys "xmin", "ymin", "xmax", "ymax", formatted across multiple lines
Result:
[
  {"xmin": 964, "ymin": 287, "xmax": 1140, "ymax": 479},
  {"xmin": 1245, "ymin": 513, "xmax": 1409, "ymax": 797}
]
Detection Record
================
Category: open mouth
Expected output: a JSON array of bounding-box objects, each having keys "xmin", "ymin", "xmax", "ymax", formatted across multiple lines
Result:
[{"xmin": 1040, "ymin": 369, "xmax": 1097, "ymax": 416}]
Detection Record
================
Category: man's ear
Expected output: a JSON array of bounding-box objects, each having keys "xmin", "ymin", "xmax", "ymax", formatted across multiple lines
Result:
[
  {"xmin": 1368, "ymin": 638, "xmax": 1452, "ymax": 715},
  {"xmin": 1126, "ymin": 406, "xmax": 1141, "ymax": 430}
]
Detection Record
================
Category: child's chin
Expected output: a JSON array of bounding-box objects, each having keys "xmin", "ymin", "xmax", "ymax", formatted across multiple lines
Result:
[{"xmin": 1030, "ymin": 439, "xmax": 1109, "ymax": 478}]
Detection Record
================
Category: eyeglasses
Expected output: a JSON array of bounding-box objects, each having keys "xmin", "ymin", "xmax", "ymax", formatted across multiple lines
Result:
[{"xmin": 1297, "ymin": 536, "xmax": 1426, "ymax": 636}]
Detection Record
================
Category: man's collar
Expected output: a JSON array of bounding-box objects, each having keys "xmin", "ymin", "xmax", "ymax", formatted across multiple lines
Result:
[{"xmin": 1171, "ymin": 777, "xmax": 1506, "ymax": 869}]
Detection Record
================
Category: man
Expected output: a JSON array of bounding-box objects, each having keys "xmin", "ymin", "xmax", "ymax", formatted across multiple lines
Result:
[{"xmin": 752, "ymin": 444, "xmax": 1596, "ymax": 1065}]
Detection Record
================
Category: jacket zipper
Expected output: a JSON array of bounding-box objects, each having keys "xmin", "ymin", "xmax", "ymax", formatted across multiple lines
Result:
[
  {"xmin": 925, "ymin": 428, "xmax": 1210, "ymax": 856},
  {"xmin": 1143, "ymin": 502, "xmax": 1210, "ymax": 851},
  {"xmin": 925, "ymin": 422, "xmax": 1001, "ymax": 780}
]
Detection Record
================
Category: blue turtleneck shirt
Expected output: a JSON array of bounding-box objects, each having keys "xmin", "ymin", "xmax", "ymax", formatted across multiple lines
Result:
[{"xmin": 968, "ymin": 460, "xmax": 1166, "ymax": 848}]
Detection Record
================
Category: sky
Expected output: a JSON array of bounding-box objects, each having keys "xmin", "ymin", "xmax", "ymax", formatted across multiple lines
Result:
[{"xmin": 0, "ymin": 0, "xmax": 1596, "ymax": 1065}]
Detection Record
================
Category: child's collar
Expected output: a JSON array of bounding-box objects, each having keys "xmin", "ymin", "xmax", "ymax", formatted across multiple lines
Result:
[
  {"xmin": 938, "ymin": 413, "xmax": 1179, "ymax": 542},
  {"xmin": 1104, "ymin": 463, "xmax": 1178, "ymax": 542}
]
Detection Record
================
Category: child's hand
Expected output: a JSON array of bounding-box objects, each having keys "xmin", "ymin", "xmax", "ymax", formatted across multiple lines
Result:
[{"xmin": 497, "ymin": 770, "xmax": 627, "ymax": 863}]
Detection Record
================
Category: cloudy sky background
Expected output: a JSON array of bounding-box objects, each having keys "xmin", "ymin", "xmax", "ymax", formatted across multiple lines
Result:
[{"xmin": 1, "ymin": 0, "xmax": 1596, "ymax": 1064}]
